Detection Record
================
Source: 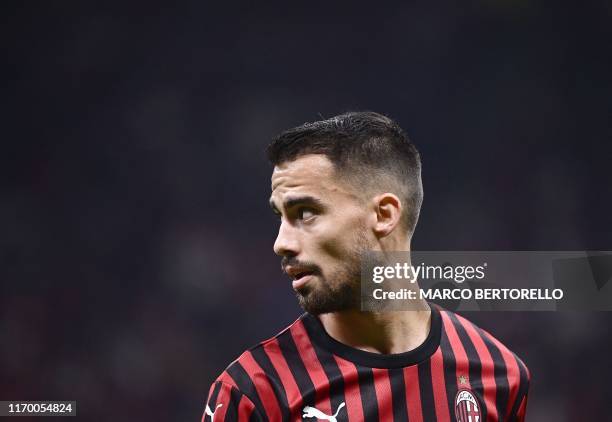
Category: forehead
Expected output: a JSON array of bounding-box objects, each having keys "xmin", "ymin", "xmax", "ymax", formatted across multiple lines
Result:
[{"xmin": 270, "ymin": 154, "xmax": 351, "ymax": 200}]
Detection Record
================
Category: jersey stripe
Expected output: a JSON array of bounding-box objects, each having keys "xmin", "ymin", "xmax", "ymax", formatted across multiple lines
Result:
[
  {"xmin": 456, "ymin": 314, "xmax": 499, "ymax": 421},
  {"xmin": 417, "ymin": 358, "xmax": 438, "ymax": 421},
  {"xmin": 446, "ymin": 312, "xmax": 488, "ymax": 421},
  {"xmin": 357, "ymin": 367, "xmax": 380, "ymax": 422},
  {"xmin": 262, "ymin": 339, "xmax": 304, "ymax": 415},
  {"xmin": 275, "ymin": 327, "xmax": 317, "ymax": 410},
  {"xmin": 440, "ymin": 311, "xmax": 471, "ymax": 389},
  {"xmin": 439, "ymin": 319, "xmax": 459, "ymax": 414},
  {"xmin": 218, "ymin": 372, "xmax": 239, "ymax": 389},
  {"xmin": 290, "ymin": 320, "xmax": 333, "ymax": 414},
  {"xmin": 430, "ymin": 347, "xmax": 451, "ymax": 421},
  {"xmin": 207, "ymin": 381, "xmax": 222, "ymax": 407},
  {"xmin": 507, "ymin": 355, "xmax": 530, "ymax": 420},
  {"xmin": 248, "ymin": 412, "xmax": 259, "ymax": 422},
  {"xmin": 480, "ymin": 329, "xmax": 522, "ymax": 421},
  {"xmin": 222, "ymin": 385, "xmax": 242, "ymax": 421},
  {"xmin": 333, "ymin": 355, "xmax": 365, "ymax": 421},
  {"xmin": 388, "ymin": 368, "xmax": 409, "ymax": 422},
  {"xmin": 475, "ymin": 325, "xmax": 510, "ymax": 420},
  {"xmin": 226, "ymin": 362, "xmax": 267, "ymax": 421},
  {"xmin": 216, "ymin": 382, "xmax": 232, "ymax": 421},
  {"xmin": 236, "ymin": 394, "xmax": 256, "ymax": 422},
  {"xmin": 403, "ymin": 365, "xmax": 423, "ymax": 422},
  {"xmin": 515, "ymin": 392, "xmax": 528, "ymax": 421},
  {"xmin": 371, "ymin": 368, "xmax": 393, "ymax": 422},
  {"xmin": 301, "ymin": 316, "xmax": 348, "ymax": 419},
  {"xmin": 239, "ymin": 351, "xmax": 283, "ymax": 421},
  {"xmin": 249, "ymin": 345, "xmax": 291, "ymax": 421},
  {"xmin": 203, "ymin": 381, "xmax": 223, "ymax": 422}
]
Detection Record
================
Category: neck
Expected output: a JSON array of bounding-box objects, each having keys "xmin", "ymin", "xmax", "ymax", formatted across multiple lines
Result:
[{"xmin": 317, "ymin": 299, "xmax": 431, "ymax": 355}]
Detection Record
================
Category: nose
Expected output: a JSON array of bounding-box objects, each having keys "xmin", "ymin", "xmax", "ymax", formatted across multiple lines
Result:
[{"xmin": 273, "ymin": 219, "xmax": 300, "ymax": 257}]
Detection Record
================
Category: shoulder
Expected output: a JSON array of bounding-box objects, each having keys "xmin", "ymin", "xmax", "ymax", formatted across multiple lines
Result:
[
  {"xmin": 205, "ymin": 315, "xmax": 307, "ymax": 421},
  {"xmin": 212, "ymin": 313, "xmax": 306, "ymax": 391},
  {"xmin": 436, "ymin": 306, "xmax": 531, "ymax": 384},
  {"xmin": 435, "ymin": 306, "xmax": 531, "ymax": 419}
]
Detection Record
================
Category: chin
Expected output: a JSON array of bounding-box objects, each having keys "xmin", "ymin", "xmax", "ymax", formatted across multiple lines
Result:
[{"xmin": 296, "ymin": 285, "xmax": 358, "ymax": 315}]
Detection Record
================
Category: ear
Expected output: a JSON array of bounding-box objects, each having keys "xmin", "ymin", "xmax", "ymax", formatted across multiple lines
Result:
[{"xmin": 372, "ymin": 193, "xmax": 402, "ymax": 237}]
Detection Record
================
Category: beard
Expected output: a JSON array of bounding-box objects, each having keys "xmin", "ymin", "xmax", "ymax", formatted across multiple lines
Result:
[{"xmin": 295, "ymin": 228, "xmax": 372, "ymax": 315}]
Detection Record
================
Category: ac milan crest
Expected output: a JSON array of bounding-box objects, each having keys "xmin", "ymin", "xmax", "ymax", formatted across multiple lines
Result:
[{"xmin": 455, "ymin": 389, "xmax": 481, "ymax": 422}]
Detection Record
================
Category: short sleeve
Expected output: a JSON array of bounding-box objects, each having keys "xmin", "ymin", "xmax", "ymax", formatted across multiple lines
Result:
[
  {"xmin": 514, "ymin": 393, "xmax": 529, "ymax": 422},
  {"xmin": 202, "ymin": 381, "xmax": 263, "ymax": 422},
  {"xmin": 509, "ymin": 363, "xmax": 530, "ymax": 421}
]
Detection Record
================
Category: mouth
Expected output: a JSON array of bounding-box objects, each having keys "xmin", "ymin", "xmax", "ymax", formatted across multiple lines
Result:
[
  {"xmin": 292, "ymin": 272, "xmax": 314, "ymax": 290},
  {"xmin": 285, "ymin": 267, "xmax": 316, "ymax": 290}
]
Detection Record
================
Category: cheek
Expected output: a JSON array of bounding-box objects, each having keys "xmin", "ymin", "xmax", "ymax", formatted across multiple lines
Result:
[{"xmin": 314, "ymin": 212, "xmax": 367, "ymax": 260}]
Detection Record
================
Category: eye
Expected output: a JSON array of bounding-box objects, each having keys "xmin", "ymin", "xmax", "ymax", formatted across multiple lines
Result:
[{"xmin": 298, "ymin": 208, "xmax": 316, "ymax": 221}]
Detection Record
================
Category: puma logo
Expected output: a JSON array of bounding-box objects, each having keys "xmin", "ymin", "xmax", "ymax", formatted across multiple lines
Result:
[
  {"xmin": 204, "ymin": 403, "xmax": 222, "ymax": 421},
  {"xmin": 302, "ymin": 402, "xmax": 345, "ymax": 421}
]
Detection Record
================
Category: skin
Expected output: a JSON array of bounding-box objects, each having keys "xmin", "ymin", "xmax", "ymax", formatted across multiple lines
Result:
[{"xmin": 269, "ymin": 154, "xmax": 431, "ymax": 355}]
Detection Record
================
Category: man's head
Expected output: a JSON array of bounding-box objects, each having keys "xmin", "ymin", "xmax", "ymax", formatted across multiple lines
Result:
[{"xmin": 267, "ymin": 111, "xmax": 423, "ymax": 314}]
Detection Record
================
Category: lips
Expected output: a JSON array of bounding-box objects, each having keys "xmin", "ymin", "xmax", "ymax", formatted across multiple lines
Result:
[
  {"xmin": 291, "ymin": 273, "xmax": 314, "ymax": 290},
  {"xmin": 285, "ymin": 266, "xmax": 314, "ymax": 280},
  {"xmin": 284, "ymin": 266, "xmax": 316, "ymax": 290},
  {"xmin": 292, "ymin": 269, "xmax": 314, "ymax": 279}
]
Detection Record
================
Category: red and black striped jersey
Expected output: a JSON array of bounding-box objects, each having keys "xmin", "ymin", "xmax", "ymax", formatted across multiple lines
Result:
[{"xmin": 202, "ymin": 305, "xmax": 530, "ymax": 422}]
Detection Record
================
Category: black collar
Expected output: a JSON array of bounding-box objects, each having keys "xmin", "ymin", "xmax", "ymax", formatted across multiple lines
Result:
[{"xmin": 301, "ymin": 304, "xmax": 442, "ymax": 369}]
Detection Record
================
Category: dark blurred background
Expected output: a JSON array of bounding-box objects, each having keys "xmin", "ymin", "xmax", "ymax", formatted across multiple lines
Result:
[{"xmin": 1, "ymin": 1, "xmax": 611, "ymax": 421}]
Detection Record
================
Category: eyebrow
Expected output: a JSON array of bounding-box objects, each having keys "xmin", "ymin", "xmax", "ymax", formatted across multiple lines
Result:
[{"xmin": 269, "ymin": 195, "xmax": 325, "ymax": 213}]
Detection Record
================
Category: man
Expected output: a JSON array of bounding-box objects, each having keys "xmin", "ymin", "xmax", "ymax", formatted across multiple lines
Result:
[{"xmin": 203, "ymin": 112, "xmax": 530, "ymax": 421}]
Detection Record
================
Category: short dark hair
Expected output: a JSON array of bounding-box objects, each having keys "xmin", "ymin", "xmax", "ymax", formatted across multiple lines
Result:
[{"xmin": 267, "ymin": 111, "xmax": 423, "ymax": 235}]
